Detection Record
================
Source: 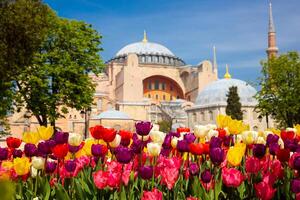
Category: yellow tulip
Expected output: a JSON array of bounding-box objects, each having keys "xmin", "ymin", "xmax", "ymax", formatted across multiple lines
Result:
[
  {"xmin": 227, "ymin": 143, "xmax": 246, "ymax": 167},
  {"xmin": 22, "ymin": 132, "xmax": 40, "ymax": 144},
  {"xmin": 1, "ymin": 161, "xmax": 13, "ymax": 170},
  {"xmin": 13, "ymin": 157, "xmax": 31, "ymax": 176},
  {"xmin": 82, "ymin": 138, "xmax": 97, "ymax": 156},
  {"xmin": 37, "ymin": 126, "xmax": 54, "ymax": 140}
]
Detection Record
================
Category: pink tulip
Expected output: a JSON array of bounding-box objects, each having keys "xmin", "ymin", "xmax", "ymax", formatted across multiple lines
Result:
[
  {"xmin": 255, "ymin": 181, "xmax": 276, "ymax": 200},
  {"xmin": 141, "ymin": 188, "xmax": 163, "ymax": 200},
  {"xmin": 222, "ymin": 167, "xmax": 244, "ymax": 188},
  {"xmin": 93, "ymin": 170, "xmax": 108, "ymax": 189}
]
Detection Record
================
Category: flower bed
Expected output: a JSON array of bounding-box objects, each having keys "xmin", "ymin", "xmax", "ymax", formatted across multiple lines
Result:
[{"xmin": 0, "ymin": 115, "xmax": 300, "ymax": 200}]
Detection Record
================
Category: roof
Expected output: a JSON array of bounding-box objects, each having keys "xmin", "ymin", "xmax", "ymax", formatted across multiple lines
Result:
[{"xmin": 93, "ymin": 109, "xmax": 131, "ymax": 120}]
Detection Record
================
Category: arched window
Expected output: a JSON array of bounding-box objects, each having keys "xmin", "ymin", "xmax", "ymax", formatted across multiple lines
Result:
[
  {"xmin": 161, "ymin": 83, "xmax": 166, "ymax": 90},
  {"xmin": 153, "ymin": 56, "xmax": 158, "ymax": 63},
  {"xmin": 154, "ymin": 80, "xmax": 159, "ymax": 90},
  {"xmin": 148, "ymin": 81, "xmax": 152, "ymax": 90},
  {"xmin": 159, "ymin": 56, "xmax": 163, "ymax": 63},
  {"xmin": 141, "ymin": 56, "xmax": 146, "ymax": 63},
  {"xmin": 209, "ymin": 110, "xmax": 213, "ymax": 121},
  {"xmin": 155, "ymin": 94, "xmax": 159, "ymax": 100},
  {"xmin": 165, "ymin": 57, "xmax": 169, "ymax": 64}
]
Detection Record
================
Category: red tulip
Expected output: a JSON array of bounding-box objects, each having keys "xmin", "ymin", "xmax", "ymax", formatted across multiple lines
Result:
[
  {"xmin": 255, "ymin": 181, "xmax": 276, "ymax": 200},
  {"xmin": 245, "ymin": 156, "xmax": 260, "ymax": 174},
  {"xmin": 189, "ymin": 143, "xmax": 204, "ymax": 155},
  {"xmin": 216, "ymin": 128, "xmax": 227, "ymax": 139},
  {"xmin": 222, "ymin": 167, "xmax": 244, "ymax": 188},
  {"xmin": 141, "ymin": 188, "xmax": 163, "ymax": 200},
  {"xmin": 289, "ymin": 152, "xmax": 300, "ymax": 169},
  {"xmin": 177, "ymin": 127, "xmax": 190, "ymax": 133},
  {"xmin": 119, "ymin": 130, "xmax": 132, "ymax": 146},
  {"xmin": 203, "ymin": 143, "xmax": 210, "ymax": 154},
  {"xmin": 281, "ymin": 130, "xmax": 295, "ymax": 141},
  {"xmin": 89, "ymin": 125, "xmax": 105, "ymax": 139},
  {"xmin": 271, "ymin": 159, "xmax": 284, "ymax": 179},
  {"xmin": 52, "ymin": 144, "xmax": 68, "ymax": 159},
  {"xmin": 102, "ymin": 128, "xmax": 117, "ymax": 143},
  {"xmin": 6, "ymin": 137, "xmax": 22, "ymax": 149},
  {"xmin": 276, "ymin": 148, "xmax": 290, "ymax": 163}
]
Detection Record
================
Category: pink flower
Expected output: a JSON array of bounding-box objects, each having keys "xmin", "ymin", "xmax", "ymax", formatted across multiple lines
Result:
[
  {"xmin": 222, "ymin": 167, "xmax": 244, "ymax": 188},
  {"xmin": 271, "ymin": 159, "xmax": 283, "ymax": 179},
  {"xmin": 245, "ymin": 156, "xmax": 260, "ymax": 174},
  {"xmin": 156, "ymin": 156, "xmax": 181, "ymax": 189},
  {"xmin": 141, "ymin": 188, "xmax": 163, "ymax": 200},
  {"xmin": 93, "ymin": 170, "xmax": 108, "ymax": 189},
  {"xmin": 255, "ymin": 181, "xmax": 276, "ymax": 200},
  {"xmin": 186, "ymin": 197, "xmax": 199, "ymax": 200}
]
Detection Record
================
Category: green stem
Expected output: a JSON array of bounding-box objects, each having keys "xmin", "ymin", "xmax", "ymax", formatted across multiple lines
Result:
[{"xmin": 34, "ymin": 169, "xmax": 38, "ymax": 197}]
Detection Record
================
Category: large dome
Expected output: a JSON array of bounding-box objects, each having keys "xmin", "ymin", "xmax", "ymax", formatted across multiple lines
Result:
[
  {"xmin": 195, "ymin": 78, "xmax": 258, "ymax": 107},
  {"xmin": 116, "ymin": 41, "xmax": 175, "ymax": 57}
]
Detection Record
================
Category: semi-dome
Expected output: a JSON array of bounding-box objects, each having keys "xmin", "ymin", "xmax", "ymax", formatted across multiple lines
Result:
[
  {"xmin": 93, "ymin": 109, "xmax": 131, "ymax": 120},
  {"xmin": 195, "ymin": 78, "xmax": 258, "ymax": 107}
]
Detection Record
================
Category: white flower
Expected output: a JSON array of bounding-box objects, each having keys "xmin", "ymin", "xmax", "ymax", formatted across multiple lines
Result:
[
  {"xmin": 68, "ymin": 133, "xmax": 83, "ymax": 146},
  {"xmin": 241, "ymin": 131, "xmax": 258, "ymax": 145},
  {"xmin": 256, "ymin": 136, "xmax": 266, "ymax": 145},
  {"xmin": 206, "ymin": 124, "xmax": 217, "ymax": 130},
  {"xmin": 31, "ymin": 166, "xmax": 38, "ymax": 178},
  {"xmin": 207, "ymin": 129, "xmax": 218, "ymax": 140},
  {"xmin": 150, "ymin": 130, "xmax": 166, "ymax": 144},
  {"xmin": 151, "ymin": 124, "xmax": 160, "ymax": 131},
  {"xmin": 109, "ymin": 134, "xmax": 121, "ymax": 148},
  {"xmin": 31, "ymin": 156, "xmax": 45, "ymax": 170},
  {"xmin": 194, "ymin": 125, "xmax": 209, "ymax": 138},
  {"xmin": 147, "ymin": 142, "xmax": 161, "ymax": 156}
]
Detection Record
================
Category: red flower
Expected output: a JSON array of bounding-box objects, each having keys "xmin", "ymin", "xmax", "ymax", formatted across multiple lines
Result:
[
  {"xmin": 52, "ymin": 144, "xmax": 68, "ymax": 159},
  {"xmin": 289, "ymin": 152, "xmax": 300, "ymax": 169},
  {"xmin": 89, "ymin": 125, "xmax": 105, "ymax": 139},
  {"xmin": 102, "ymin": 128, "xmax": 117, "ymax": 143},
  {"xmin": 281, "ymin": 130, "xmax": 295, "ymax": 141},
  {"xmin": 189, "ymin": 143, "xmax": 204, "ymax": 155},
  {"xmin": 6, "ymin": 137, "xmax": 22, "ymax": 149},
  {"xmin": 222, "ymin": 167, "xmax": 244, "ymax": 188},
  {"xmin": 276, "ymin": 148, "xmax": 290, "ymax": 163},
  {"xmin": 202, "ymin": 143, "xmax": 210, "ymax": 154},
  {"xmin": 177, "ymin": 127, "xmax": 190, "ymax": 133},
  {"xmin": 255, "ymin": 181, "xmax": 276, "ymax": 200},
  {"xmin": 141, "ymin": 188, "xmax": 163, "ymax": 200},
  {"xmin": 271, "ymin": 159, "xmax": 284, "ymax": 179},
  {"xmin": 245, "ymin": 156, "xmax": 260, "ymax": 174},
  {"xmin": 216, "ymin": 128, "xmax": 227, "ymax": 138},
  {"xmin": 119, "ymin": 130, "xmax": 132, "ymax": 146}
]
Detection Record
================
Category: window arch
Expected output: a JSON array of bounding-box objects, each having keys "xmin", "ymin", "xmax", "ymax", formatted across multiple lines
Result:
[{"xmin": 209, "ymin": 110, "xmax": 214, "ymax": 121}]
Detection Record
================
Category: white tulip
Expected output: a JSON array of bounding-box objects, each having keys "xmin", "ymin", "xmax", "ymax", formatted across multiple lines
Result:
[
  {"xmin": 147, "ymin": 142, "xmax": 161, "ymax": 156},
  {"xmin": 150, "ymin": 130, "xmax": 166, "ymax": 144},
  {"xmin": 241, "ymin": 131, "xmax": 258, "ymax": 145},
  {"xmin": 206, "ymin": 124, "xmax": 217, "ymax": 130},
  {"xmin": 207, "ymin": 129, "xmax": 218, "ymax": 140},
  {"xmin": 256, "ymin": 136, "xmax": 266, "ymax": 145},
  {"xmin": 194, "ymin": 125, "xmax": 209, "ymax": 138},
  {"xmin": 31, "ymin": 156, "xmax": 45, "ymax": 170},
  {"xmin": 31, "ymin": 166, "xmax": 38, "ymax": 178},
  {"xmin": 68, "ymin": 133, "xmax": 83, "ymax": 146},
  {"xmin": 151, "ymin": 124, "xmax": 160, "ymax": 131},
  {"xmin": 109, "ymin": 134, "xmax": 121, "ymax": 148}
]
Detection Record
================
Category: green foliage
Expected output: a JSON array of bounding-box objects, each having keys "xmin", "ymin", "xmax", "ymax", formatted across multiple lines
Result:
[
  {"xmin": 226, "ymin": 86, "xmax": 243, "ymax": 120},
  {"xmin": 158, "ymin": 120, "xmax": 172, "ymax": 133},
  {"xmin": 255, "ymin": 52, "xmax": 300, "ymax": 127}
]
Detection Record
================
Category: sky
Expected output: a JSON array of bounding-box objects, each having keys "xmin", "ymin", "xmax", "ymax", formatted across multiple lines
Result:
[{"xmin": 44, "ymin": 0, "xmax": 300, "ymax": 84}]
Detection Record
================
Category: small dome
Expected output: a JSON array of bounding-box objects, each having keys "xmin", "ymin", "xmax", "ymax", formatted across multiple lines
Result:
[
  {"xmin": 116, "ymin": 41, "xmax": 175, "ymax": 57},
  {"xmin": 94, "ymin": 109, "xmax": 131, "ymax": 120},
  {"xmin": 195, "ymin": 78, "xmax": 257, "ymax": 107}
]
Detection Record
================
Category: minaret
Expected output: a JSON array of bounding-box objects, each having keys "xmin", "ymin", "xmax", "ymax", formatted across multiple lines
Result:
[
  {"xmin": 213, "ymin": 46, "xmax": 218, "ymax": 76},
  {"xmin": 266, "ymin": 2, "xmax": 278, "ymax": 59}
]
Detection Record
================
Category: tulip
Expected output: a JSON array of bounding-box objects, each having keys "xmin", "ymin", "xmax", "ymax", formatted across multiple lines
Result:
[
  {"xmin": 31, "ymin": 156, "xmax": 45, "ymax": 170},
  {"xmin": 223, "ymin": 135, "xmax": 233, "ymax": 147},
  {"xmin": 281, "ymin": 130, "xmax": 295, "ymax": 141},
  {"xmin": 207, "ymin": 129, "xmax": 218, "ymax": 140},
  {"xmin": 68, "ymin": 144, "xmax": 80, "ymax": 153},
  {"xmin": 255, "ymin": 181, "xmax": 276, "ymax": 200},
  {"xmin": 102, "ymin": 128, "xmax": 116, "ymax": 143},
  {"xmin": 227, "ymin": 143, "xmax": 246, "ymax": 167},
  {"xmin": 89, "ymin": 125, "xmax": 105, "ymax": 140},
  {"xmin": 65, "ymin": 159, "xmax": 77, "ymax": 172},
  {"xmin": 276, "ymin": 148, "xmax": 290, "ymax": 163},
  {"xmin": 137, "ymin": 134, "xmax": 150, "ymax": 141},
  {"xmin": 291, "ymin": 179, "xmax": 300, "ymax": 193},
  {"xmin": 162, "ymin": 134, "xmax": 172, "ymax": 149},
  {"xmin": 256, "ymin": 136, "xmax": 266, "ymax": 145},
  {"xmin": 189, "ymin": 162, "xmax": 199, "ymax": 176},
  {"xmin": 68, "ymin": 133, "xmax": 83, "ymax": 146},
  {"xmin": 45, "ymin": 161, "xmax": 57, "ymax": 173},
  {"xmin": 147, "ymin": 142, "xmax": 161, "ymax": 156},
  {"xmin": 37, "ymin": 126, "xmax": 54, "ymax": 140},
  {"xmin": 209, "ymin": 147, "xmax": 225, "ymax": 165},
  {"xmin": 266, "ymin": 134, "xmax": 279, "ymax": 146},
  {"xmin": 22, "ymin": 132, "xmax": 40, "ymax": 145},
  {"xmin": 93, "ymin": 170, "xmax": 108, "ymax": 189},
  {"xmin": 177, "ymin": 127, "xmax": 190, "ymax": 134},
  {"xmin": 12, "ymin": 149, "xmax": 23, "ymax": 158},
  {"xmin": 136, "ymin": 121, "xmax": 153, "ymax": 136},
  {"xmin": 0, "ymin": 147, "xmax": 8, "ymax": 160},
  {"xmin": 115, "ymin": 146, "xmax": 133, "ymax": 164},
  {"xmin": 294, "ymin": 157, "xmax": 300, "ymax": 170},
  {"xmin": 201, "ymin": 170, "xmax": 212, "ymax": 183},
  {"xmin": 6, "ymin": 137, "xmax": 22, "ymax": 149},
  {"xmin": 284, "ymin": 139, "xmax": 298, "ymax": 152},
  {"xmin": 194, "ymin": 125, "xmax": 209, "ymax": 138},
  {"xmin": 171, "ymin": 137, "xmax": 179, "ymax": 149},
  {"xmin": 108, "ymin": 134, "xmax": 120, "ymax": 148},
  {"xmin": 241, "ymin": 131, "xmax": 258, "ymax": 145},
  {"xmin": 189, "ymin": 143, "xmax": 204, "ymax": 155},
  {"xmin": 24, "ymin": 143, "xmax": 37, "ymax": 157},
  {"xmin": 141, "ymin": 188, "xmax": 163, "ymax": 200},
  {"xmin": 119, "ymin": 130, "xmax": 132, "ymax": 146},
  {"xmin": 184, "ymin": 133, "xmax": 196, "ymax": 144},
  {"xmin": 177, "ymin": 140, "xmax": 189, "ymax": 153},
  {"xmin": 245, "ymin": 157, "xmax": 260, "ymax": 174},
  {"xmin": 253, "ymin": 144, "xmax": 266, "ymax": 159},
  {"xmin": 13, "ymin": 157, "xmax": 31, "ymax": 176},
  {"xmin": 269, "ymin": 143, "xmax": 279, "ymax": 155},
  {"xmin": 52, "ymin": 143, "xmax": 68, "ymax": 159},
  {"xmin": 1, "ymin": 160, "xmax": 13, "ymax": 170},
  {"xmin": 139, "ymin": 166, "xmax": 153, "ymax": 180},
  {"xmin": 53, "ymin": 131, "xmax": 69, "ymax": 144},
  {"xmin": 210, "ymin": 136, "xmax": 222, "ymax": 148},
  {"xmin": 222, "ymin": 167, "xmax": 244, "ymax": 187},
  {"xmin": 289, "ymin": 152, "xmax": 300, "ymax": 169},
  {"xmin": 151, "ymin": 124, "xmax": 159, "ymax": 131},
  {"xmin": 150, "ymin": 130, "xmax": 166, "ymax": 144},
  {"xmin": 37, "ymin": 140, "xmax": 55, "ymax": 155},
  {"xmin": 91, "ymin": 144, "xmax": 103, "ymax": 157},
  {"xmin": 82, "ymin": 138, "xmax": 96, "ymax": 156},
  {"xmin": 217, "ymin": 128, "xmax": 228, "ymax": 138}
]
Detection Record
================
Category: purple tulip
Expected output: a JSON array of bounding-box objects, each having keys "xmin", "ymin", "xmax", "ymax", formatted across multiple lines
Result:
[
  {"xmin": 284, "ymin": 139, "xmax": 298, "ymax": 152},
  {"xmin": 169, "ymin": 131, "xmax": 180, "ymax": 138},
  {"xmin": 184, "ymin": 133, "xmax": 196, "ymax": 144},
  {"xmin": 160, "ymin": 148, "xmax": 171, "ymax": 157},
  {"xmin": 131, "ymin": 134, "xmax": 143, "ymax": 154},
  {"xmin": 177, "ymin": 140, "xmax": 189, "ymax": 152},
  {"xmin": 68, "ymin": 144, "xmax": 80, "ymax": 153},
  {"xmin": 45, "ymin": 162, "xmax": 57, "ymax": 173},
  {"xmin": 209, "ymin": 147, "xmax": 225, "ymax": 165},
  {"xmin": 135, "ymin": 121, "xmax": 152, "ymax": 136},
  {"xmin": 38, "ymin": 141, "xmax": 52, "ymax": 155},
  {"xmin": 266, "ymin": 134, "xmax": 279, "ymax": 146},
  {"xmin": 294, "ymin": 157, "xmax": 300, "ymax": 171},
  {"xmin": 53, "ymin": 131, "xmax": 69, "ymax": 144},
  {"xmin": 291, "ymin": 179, "xmax": 300, "ymax": 193},
  {"xmin": 189, "ymin": 162, "xmax": 199, "ymax": 176},
  {"xmin": 12, "ymin": 149, "xmax": 23, "ymax": 158},
  {"xmin": 139, "ymin": 166, "xmax": 153, "ymax": 180},
  {"xmin": 201, "ymin": 170, "xmax": 212, "ymax": 183},
  {"xmin": 162, "ymin": 134, "xmax": 172, "ymax": 149},
  {"xmin": 115, "ymin": 146, "xmax": 133, "ymax": 164},
  {"xmin": 65, "ymin": 159, "xmax": 77, "ymax": 172},
  {"xmin": 210, "ymin": 136, "xmax": 222, "ymax": 149},
  {"xmin": 91, "ymin": 144, "xmax": 103, "ymax": 157},
  {"xmin": 269, "ymin": 143, "xmax": 279, "ymax": 155},
  {"xmin": 223, "ymin": 135, "xmax": 233, "ymax": 147},
  {"xmin": 0, "ymin": 147, "xmax": 8, "ymax": 160},
  {"xmin": 253, "ymin": 144, "xmax": 266, "ymax": 159},
  {"xmin": 24, "ymin": 143, "xmax": 37, "ymax": 157}
]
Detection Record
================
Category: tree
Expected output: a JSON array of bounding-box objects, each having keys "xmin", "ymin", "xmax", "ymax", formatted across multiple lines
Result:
[
  {"xmin": 255, "ymin": 52, "xmax": 300, "ymax": 127},
  {"xmin": 226, "ymin": 86, "xmax": 243, "ymax": 120},
  {"xmin": 14, "ymin": 18, "xmax": 104, "ymax": 126}
]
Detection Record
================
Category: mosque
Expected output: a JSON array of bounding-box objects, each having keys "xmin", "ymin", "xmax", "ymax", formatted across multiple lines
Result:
[{"xmin": 8, "ymin": 3, "xmax": 278, "ymax": 136}]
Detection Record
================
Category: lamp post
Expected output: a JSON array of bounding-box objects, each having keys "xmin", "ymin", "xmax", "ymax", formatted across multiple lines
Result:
[{"xmin": 80, "ymin": 107, "xmax": 91, "ymax": 139}]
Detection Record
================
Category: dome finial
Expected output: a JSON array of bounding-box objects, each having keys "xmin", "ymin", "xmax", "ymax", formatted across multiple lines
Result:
[
  {"xmin": 224, "ymin": 64, "xmax": 231, "ymax": 79},
  {"xmin": 142, "ymin": 30, "xmax": 148, "ymax": 43}
]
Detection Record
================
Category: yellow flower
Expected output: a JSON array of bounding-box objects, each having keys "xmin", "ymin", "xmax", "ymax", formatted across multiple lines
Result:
[
  {"xmin": 294, "ymin": 124, "xmax": 300, "ymax": 136},
  {"xmin": 37, "ymin": 126, "xmax": 54, "ymax": 140},
  {"xmin": 227, "ymin": 143, "xmax": 246, "ymax": 167},
  {"xmin": 147, "ymin": 142, "xmax": 161, "ymax": 157},
  {"xmin": 13, "ymin": 157, "xmax": 31, "ymax": 176},
  {"xmin": 216, "ymin": 114, "xmax": 249, "ymax": 134},
  {"xmin": 1, "ymin": 161, "xmax": 13, "ymax": 170},
  {"xmin": 22, "ymin": 132, "xmax": 40, "ymax": 144},
  {"xmin": 241, "ymin": 131, "xmax": 258, "ymax": 145},
  {"xmin": 216, "ymin": 115, "xmax": 231, "ymax": 128},
  {"xmin": 82, "ymin": 138, "xmax": 97, "ymax": 156}
]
